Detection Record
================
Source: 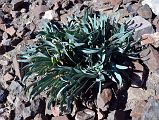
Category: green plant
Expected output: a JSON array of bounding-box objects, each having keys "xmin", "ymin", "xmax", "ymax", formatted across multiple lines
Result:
[{"xmin": 19, "ymin": 10, "xmax": 141, "ymax": 113}]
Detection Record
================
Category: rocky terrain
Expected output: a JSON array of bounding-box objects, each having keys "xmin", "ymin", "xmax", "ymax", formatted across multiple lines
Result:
[{"xmin": 1, "ymin": 0, "xmax": 159, "ymax": 120}]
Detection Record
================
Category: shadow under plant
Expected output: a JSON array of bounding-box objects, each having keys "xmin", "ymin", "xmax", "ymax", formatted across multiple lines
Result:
[{"xmin": 19, "ymin": 9, "xmax": 149, "ymax": 120}]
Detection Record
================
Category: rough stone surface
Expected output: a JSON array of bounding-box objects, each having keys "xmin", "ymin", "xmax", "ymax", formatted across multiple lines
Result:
[
  {"xmin": 141, "ymin": 45, "xmax": 159, "ymax": 72},
  {"xmin": 141, "ymin": 98, "xmax": 159, "ymax": 120},
  {"xmin": 97, "ymin": 89, "xmax": 112, "ymax": 111},
  {"xmin": 52, "ymin": 115, "xmax": 69, "ymax": 120},
  {"xmin": 141, "ymin": 32, "xmax": 159, "ymax": 47},
  {"xmin": 142, "ymin": 0, "xmax": 159, "ymax": 16},
  {"xmin": 128, "ymin": 16, "xmax": 154, "ymax": 40},
  {"xmin": 75, "ymin": 109, "xmax": 95, "ymax": 120},
  {"xmin": 137, "ymin": 4, "xmax": 152, "ymax": 19}
]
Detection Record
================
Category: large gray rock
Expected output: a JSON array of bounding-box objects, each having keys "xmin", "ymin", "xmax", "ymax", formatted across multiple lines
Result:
[
  {"xmin": 141, "ymin": 98, "xmax": 159, "ymax": 120},
  {"xmin": 128, "ymin": 16, "xmax": 154, "ymax": 40}
]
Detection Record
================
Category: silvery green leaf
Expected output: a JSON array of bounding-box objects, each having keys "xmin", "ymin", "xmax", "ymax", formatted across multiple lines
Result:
[
  {"xmin": 116, "ymin": 64, "xmax": 128, "ymax": 69},
  {"xmin": 114, "ymin": 72, "xmax": 122, "ymax": 86},
  {"xmin": 82, "ymin": 48, "xmax": 100, "ymax": 54}
]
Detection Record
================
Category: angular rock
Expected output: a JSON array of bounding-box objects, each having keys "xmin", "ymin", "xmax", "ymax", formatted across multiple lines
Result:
[
  {"xmin": 43, "ymin": 10, "xmax": 57, "ymax": 20},
  {"xmin": 141, "ymin": 45, "xmax": 159, "ymax": 72},
  {"xmin": 141, "ymin": 32, "xmax": 159, "ymax": 48},
  {"xmin": 52, "ymin": 115, "xmax": 69, "ymax": 120},
  {"xmin": 97, "ymin": 89, "xmax": 112, "ymax": 111},
  {"xmin": 2, "ymin": 3, "xmax": 12, "ymax": 13},
  {"xmin": 32, "ymin": 5, "xmax": 49, "ymax": 19},
  {"xmin": 131, "ymin": 100, "xmax": 147, "ymax": 120},
  {"xmin": 8, "ymin": 81, "xmax": 23, "ymax": 96},
  {"xmin": 5, "ymin": 26, "xmax": 16, "ymax": 36},
  {"xmin": 128, "ymin": 16, "xmax": 154, "ymax": 40},
  {"xmin": 52, "ymin": 106, "xmax": 60, "ymax": 117},
  {"xmin": 0, "ymin": 60, "xmax": 8, "ymax": 66},
  {"xmin": 2, "ymin": 32, "xmax": 8, "ymax": 40},
  {"xmin": 127, "ymin": 87, "xmax": 155, "ymax": 100},
  {"xmin": 3, "ymin": 72, "xmax": 14, "ymax": 81},
  {"xmin": 0, "ymin": 24, "xmax": 6, "ymax": 31},
  {"xmin": 75, "ymin": 109, "xmax": 95, "ymax": 120},
  {"xmin": 142, "ymin": 0, "xmax": 159, "ymax": 16},
  {"xmin": 141, "ymin": 98, "xmax": 159, "ymax": 120},
  {"xmin": 1, "ymin": 39, "xmax": 11, "ymax": 46},
  {"xmin": 137, "ymin": 4, "xmax": 152, "ymax": 19}
]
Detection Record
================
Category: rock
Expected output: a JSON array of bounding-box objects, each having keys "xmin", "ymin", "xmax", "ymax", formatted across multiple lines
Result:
[
  {"xmin": 131, "ymin": 100, "xmax": 147, "ymax": 120},
  {"xmin": 22, "ymin": 106, "xmax": 32, "ymax": 119},
  {"xmin": 43, "ymin": 10, "xmax": 58, "ymax": 20},
  {"xmin": 75, "ymin": 109, "xmax": 95, "ymax": 120},
  {"xmin": 141, "ymin": 32, "xmax": 159, "ymax": 48},
  {"xmin": 3, "ymin": 72, "xmax": 14, "ymax": 81},
  {"xmin": 97, "ymin": 89, "xmax": 112, "ymax": 111},
  {"xmin": 32, "ymin": 5, "xmax": 49, "ymax": 19},
  {"xmin": 127, "ymin": 87, "xmax": 155, "ymax": 100},
  {"xmin": 10, "ymin": 10, "xmax": 21, "ymax": 18},
  {"xmin": 1, "ymin": 39, "xmax": 11, "ymax": 46},
  {"xmin": 52, "ymin": 106, "xmax": 60, "ymax": 117},
  {"xmin": 0, "ymin": 24, "xmax": 6, "ymax": 31},
  {"xmin": 0, "ymin": 60, "xmax": 8, "ymax": 66},
  {"xmin": 34, "ymin": 114, "xmax": 48, "ymax": 120},
  {"xmin": 8, "ymin": 81, "xmax": 23, "ymax": 96},
  {"xmin": 2, "ymin": 3, "xmax": 12, "ymax": 13},
  {"xmin": 0, "ymin": 88, "xmax": 8, "ymax": 103},
  {"xmin": 137, "ymin": 4, "xmax": 152, "ymax": 19},
  {"xmin": 141, "ymin": 45, "xmax": 159, "ymax": 72},
  {"xmin": 5, "ymin": 26, "xmax": 16, "ymax": 36},
  {"xmin": 14, "ymin": 97, "xmax": 25, "ymax": 119},
  {"xmin": 141, "ymin": 97, "xmax": 159, "ymax": 120},
  {"xmin": 142, "ymin": 0, "xmax": 159, "ymax": 16},
  {"xmin": 52, "ymin": 115, "xmax": 69, "ymax": 120},
  {"xmin": 2, "ymin": 32, "xmax": 9, "ymax": 40},
  {"xmin": 7, "ymin": 94, "xmax": 16, "ymax": 104},
  {"xmin": 128, "ymin": 16, "xmax": 154, "ymax": 40}
]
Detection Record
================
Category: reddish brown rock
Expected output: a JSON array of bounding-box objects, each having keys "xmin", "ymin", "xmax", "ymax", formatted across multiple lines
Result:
[
  {"xmin": 5, "ymin": 26, "xmax": 16, "ymax": 36},
  {"xmin": 0, "ymin": 24, "xmax": 6, "ymax": 31},
  {"xmin": 97, "ymin": 89, "xmax": 112, "ymax": 111},
  {"xmin": 131, "ymin": 100, "xmax": 147, "ymax": 120},
  {"xmin": 32, "ymin": 5, "xmax": 49, "ymax": 18},
  {"xmin": 141, "ymin": 32, "xmax": 159, "ymax": 47},
  {"xmin": 141, "ymin": 45, "xmax": 159, "ymax": 72},
  {"xmin": 3, "ymin": 73, "xmax": 14, "ymax": 81},
  {"xmin": 52, "ymin": 115, "xmax": 69, "ymax": 120}
]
